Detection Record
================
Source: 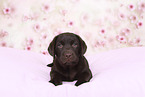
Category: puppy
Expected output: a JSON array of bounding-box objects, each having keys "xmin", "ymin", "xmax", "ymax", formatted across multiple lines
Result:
[{"xmin": 48, "ymin": 32, "xmax": 92, "ymax": 86}]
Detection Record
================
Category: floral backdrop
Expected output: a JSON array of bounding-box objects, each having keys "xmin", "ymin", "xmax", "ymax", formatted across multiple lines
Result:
[{"xmin": 0, "ymin": 0, "xmax": 145, "ymax": 55}]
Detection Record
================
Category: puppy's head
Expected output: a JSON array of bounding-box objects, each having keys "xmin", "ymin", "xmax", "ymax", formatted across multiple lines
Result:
[{"xmin": 48, "ymin": 32, "xmax": 87, "ymax": 66}]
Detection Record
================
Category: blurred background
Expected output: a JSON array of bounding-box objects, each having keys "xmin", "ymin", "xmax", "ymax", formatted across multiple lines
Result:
[{"xmin": 0, "ymin": 0, "xmax": 145, "ymax": 55}]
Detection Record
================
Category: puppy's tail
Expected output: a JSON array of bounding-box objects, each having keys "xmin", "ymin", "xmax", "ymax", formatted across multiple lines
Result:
[{"xmin": 47, "ymin": 63, "xmax": 53, "ymax": 67}]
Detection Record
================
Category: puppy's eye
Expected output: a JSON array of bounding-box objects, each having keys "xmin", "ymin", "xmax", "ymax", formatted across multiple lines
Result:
[
  {"xmin": 57, "ymin": 44, "xmax": 63, "ymax": 48},
  {"xmin": 72, "ymin": 43, "xmax": 78, "ymax": 48}
]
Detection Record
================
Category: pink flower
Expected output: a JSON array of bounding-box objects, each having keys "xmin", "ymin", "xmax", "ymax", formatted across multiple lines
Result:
[
  {"xmin": 34, "ymin": 24, "xmax": 41, "ymax": 32},
  {"xmin": 68, "ymin": 21, "xmax": 74, "ymax": 27},
  {"xmin": 138, "ymin": 1, "xmax": 145, "ymax": 11},
  {"xmin": 129, "ymin": 15, "xmax": 137, "ymax": 23},
  {"xmin": 128, "ymin": 38, "xmax": 141, "ymax": 46},
  {"xmin": 136, "ymin": 21, "xmax": 143, "ymax": 28},
  {"xmin": 119, "ymin": 13, "xmax": 126, "ymax": 20},
  {"xmin": 0, "ymin": 30, "xmax": 8, "ymax": 38},
  {"xmin": 116, "ymin": 35, "xmax": 127, "ymax": 43},
  {"xmin": 128, "ymin": 40, "xmax": 134, "ymax": 46},
  {"xmin": 60, "ymin": 10, "xmax": 67, "ymax": 16},
  {"xmin": 80, "ymin": 14, "xmax": 89, "ymax": 25},
  {"xmin": 26, "ymin": 46, "xmax": 31, "ymax": 51},
  {"xmin": 3, "ymin": 8, "xmax": 11, "ymax": 14},
  {"xmin": 22, "ymin": 15, "xmax": 31, "ymax": 21},
  {"xmin": 3, "ymin": 6, "xmax": 15, "ymax": 15},
  {"xmin": 40, "ymin": 33, "xmax": 47, "ymax": 40},
  {"xmin": 42, "ymin": 34, "xmax": 47, "ymax": 39},
  {"xmin": 42, "ymin": 51, "xmax": 48, "ymax": 55},
  {"xmin": 42, "ymin": 4, "xmax": 50, "ymax": 13},
  {"xmin": 69, "ymin": 21, "xmax": 73, "ymax": 26},
  {"xmin": 120, "ymin": 28, "xmax": 131, "ymax": 36},
  {"xmin": 128, "ymin": 4, "xmax": 135, "ymax": 11},
  {"xmin": 135, "ymin": 38, "xmax": 141, "ymax": 44},
  {"xmin": 26, "ymin": 39, "xmax": 34, "ymax": 46},
  {"xmin": 1, "ymin": 42, "xmax": 7, "ymax": 47},
  {"xmin": 101, "ymin": 29, "xmax": 105, "ymax": 34},
  {"xmin": 82, "ymin": 14, "xmax": 89, "ymax": 21},
  {"xmin": 94, "ymin": 40, "xmax": 106, "ymax": 47},
  {"xmin": 99, "ymin": 29, "xmax": 106, "ymax": 35},
  {"xmin": 23, "ymin": 16, "xmax": 29, "ymax": 21}
]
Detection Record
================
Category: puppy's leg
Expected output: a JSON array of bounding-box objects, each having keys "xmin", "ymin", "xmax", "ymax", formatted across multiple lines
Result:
[
  {"xmin": 49, "ymin": 71, "xmax": 62, "ymax": 86},
  {"xmin": 75, "ymin": 71, "xmax": 92, "ymax": 86}
]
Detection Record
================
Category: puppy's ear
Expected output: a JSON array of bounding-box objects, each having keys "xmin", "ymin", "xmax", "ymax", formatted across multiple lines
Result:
[
  {"xmin": 76, "ymin": 35, "xmax": 87, "ymax": 55},
  {"xmin": 48, "ymin": 36, "xmax": 57, "ymax": 56}
]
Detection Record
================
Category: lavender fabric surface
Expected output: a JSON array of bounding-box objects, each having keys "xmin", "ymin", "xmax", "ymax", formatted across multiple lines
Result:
[{"xmin": 0, "ymin": 47, "xmax": 145, "ymax": 97}]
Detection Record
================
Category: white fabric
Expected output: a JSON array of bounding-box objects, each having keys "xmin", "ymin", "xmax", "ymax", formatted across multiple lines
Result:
[{"xmin": 0, "ymin": 47, "xmax": 145, "ymax": 97}]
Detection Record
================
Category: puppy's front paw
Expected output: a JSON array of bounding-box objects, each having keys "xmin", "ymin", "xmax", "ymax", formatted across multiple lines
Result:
[
  {"xmin": 49, "ymin": 80, "xmax": 62, "ymax": 86},
  {"xmin": 75, "ymin": 80, "xmax": 87, "ymax": 86}
]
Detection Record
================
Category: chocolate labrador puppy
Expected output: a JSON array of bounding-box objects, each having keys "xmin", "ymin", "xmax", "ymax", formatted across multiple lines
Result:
[{"xmin": 47, "ymin": 32, "xmax": 92, "ymax": 86}]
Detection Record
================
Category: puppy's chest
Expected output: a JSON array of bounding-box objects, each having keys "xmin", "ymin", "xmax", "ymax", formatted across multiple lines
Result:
[{"xmin": 64, "ymin": 69, "xmax": 77, "ymax": 80}]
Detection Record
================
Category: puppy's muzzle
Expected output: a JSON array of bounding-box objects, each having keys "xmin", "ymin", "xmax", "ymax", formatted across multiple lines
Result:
[
  {"xmin": 65, "ymin": 52, "xmax": 73, "ymax": 58},
  {"xmin": 60, "ymin": 50, "xmax": 78, "ymax": 65},
  {"xmin": 64, "ymin": 50, "xmax": 73, "ymax": 59}
]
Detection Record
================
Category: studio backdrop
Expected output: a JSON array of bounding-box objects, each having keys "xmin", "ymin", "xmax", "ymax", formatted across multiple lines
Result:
[{"xmin": 0, "ymin": 0, "xmax": 145, "ymax": 55}]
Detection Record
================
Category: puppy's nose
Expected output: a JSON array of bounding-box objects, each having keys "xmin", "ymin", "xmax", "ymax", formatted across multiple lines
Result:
[{"xmin": 65, "ymin": 53, "xmax": 72, "ymax": 58}]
